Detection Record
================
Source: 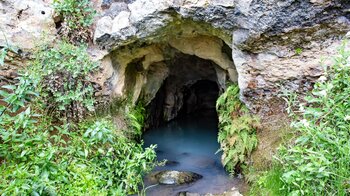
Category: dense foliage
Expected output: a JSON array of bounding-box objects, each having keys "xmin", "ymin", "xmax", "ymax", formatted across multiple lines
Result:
[
  {"xmin": 216, "ymin": 84, "xmax": 259, "ymax": 174},
  {"xmin": 53, "ymin": 0, "xmax": 96, "ymax": 43},
  {"xmin": 277, "ymin": 42, "xmax": 350, "ymax": 195},
  {"xmin": 31, "ymin": 42, "xmax": 98, "ymax": 121},
  {"xmin": 0, "ymin": 41, "xmax": 157, "ymax": 195}
]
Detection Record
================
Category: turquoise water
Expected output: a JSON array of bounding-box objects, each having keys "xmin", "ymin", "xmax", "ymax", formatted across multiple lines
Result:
[{"xmin": 142, "ymin": 111, "xmax": 244, "ymax": 195}]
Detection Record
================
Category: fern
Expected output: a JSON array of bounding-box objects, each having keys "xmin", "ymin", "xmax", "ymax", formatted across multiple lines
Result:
[
  {"xmin": 127, "ymin": 102, "xmax": 146, "ymax": 138},
  {"xmin": 216, "ymin": 83, "xmax": 259, "ymax": 174}
]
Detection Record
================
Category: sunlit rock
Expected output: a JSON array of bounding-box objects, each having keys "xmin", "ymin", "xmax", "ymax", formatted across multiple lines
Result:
[
  {"xmin": 155, "ymin": 170, "xmax": 202, "ymax": 185},
  {"xmin": 0, "ymin": 0, "xmax": 55, "ymax": 51}
]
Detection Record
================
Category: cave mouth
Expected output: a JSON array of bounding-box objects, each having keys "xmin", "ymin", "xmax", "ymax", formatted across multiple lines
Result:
[
  {"xmin": 179, "ymin": 79, "xmax": 219, "ymax": 117},
  {"xmin": 145, "ymin": 53, "xmax": 223, "ymax": 128},
  {"xmin": 138, "ymin": 39, "xmax": 241, "ymax": 195},
  {"xmin": 141, "ymin": 64, "xmax": 236, "ymax": 196}
]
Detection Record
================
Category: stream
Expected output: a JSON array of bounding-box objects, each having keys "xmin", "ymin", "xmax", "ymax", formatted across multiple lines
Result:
[{"xmin": 142, "ymin": 110, "xmax": 245, "ymax": 196}]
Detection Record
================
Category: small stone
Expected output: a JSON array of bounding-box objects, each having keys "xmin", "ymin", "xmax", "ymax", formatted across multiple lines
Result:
[{"xmin": 101, "ymin": 0, "xmax": 112, "ymax": 9}]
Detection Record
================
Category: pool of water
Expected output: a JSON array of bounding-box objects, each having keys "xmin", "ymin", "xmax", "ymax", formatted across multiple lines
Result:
[{"xmin": 142, "ymin": 111, "xmax": 245, "ymax": 196}]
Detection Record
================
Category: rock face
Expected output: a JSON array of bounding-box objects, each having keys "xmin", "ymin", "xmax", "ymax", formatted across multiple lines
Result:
[
  {"xmin": 0, "ymin": 0, "xmax": 55, "ymax": 90},
  {"xmin": 0, "ymin": 0, "xmax": 55, "ymax": 51},
  {"xmin": 93, "ymin": 0, "xmax": 350, "ymax": 115},
  {"xmin": 154, "ymin": 170, "xmax": 203, "ymax": 185},
  {"xmin": 1, "ymin": 0, "xmax": 350, "ymax": 116}
]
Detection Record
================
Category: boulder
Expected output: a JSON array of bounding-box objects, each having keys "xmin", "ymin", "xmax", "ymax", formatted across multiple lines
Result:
[{"xmin": 155, "ymin": 170, "xmax": 202, "ymax": 185}]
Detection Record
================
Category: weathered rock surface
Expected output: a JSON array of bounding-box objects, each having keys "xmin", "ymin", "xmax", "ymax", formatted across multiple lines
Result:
[
  {"xmin": 0, "ymin": 0, "xmax": 349, "ymax": 116},
  {"xmin": 0, "ymin": 0, "xmax": 55, "ymax": 51},
  {"xmin": 93, "ymin": 0, "xmax": 350, "ymax": 114},
  {"xmin": 94, "ymin": 0, "xmax": 234, "ymax": 50},
  {"xmin": 0, "ymin": 0, "xmax": 349, "ymax": 115},
  {"xmin": 154, "ymin": 170, "xmax": 202, "ymax": 185},
  {"xmin": 0, "ymin": 0, "xmax": 56, "ymax": 87}
]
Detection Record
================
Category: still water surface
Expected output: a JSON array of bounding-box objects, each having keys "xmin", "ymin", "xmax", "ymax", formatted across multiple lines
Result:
[{"xmin": 142, "ymin": 111, "xmax": 244, "ymax": 196}]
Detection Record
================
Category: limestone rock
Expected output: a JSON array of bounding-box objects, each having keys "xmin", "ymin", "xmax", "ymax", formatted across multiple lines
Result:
[
  {"xmin": 0, "ymin": 0, "xmax": 55, "ymax": 51},
  {"xmin": 94, "ymin": 0, "xmax": 234, "ymax": 49},
  {"xmin": 168, "ymin": 35, "xmax": 236, "ymax": 80},
  {"xmin": 94, "ymin": 0, "xmax": 350, "ymax": 113}
]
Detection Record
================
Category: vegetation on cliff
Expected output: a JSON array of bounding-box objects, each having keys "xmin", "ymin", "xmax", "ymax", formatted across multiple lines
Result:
[
  {"xmin": 216, "ymin": 84, "xmax": 259, "ymax": 174},
  {"xmin": 0, "ymin": 1, "xmax": 158, "ymax": 194},
  {"xmin": 251, "ymin": 42, "xmax": 350, "ymax": 195},
  {"xmin": 0, "ymin": 40, "xmax": 156, "ymax": 196},
  {"xmin": 53, "ymin": 0, "xmax": 96, "ymax": 43}
]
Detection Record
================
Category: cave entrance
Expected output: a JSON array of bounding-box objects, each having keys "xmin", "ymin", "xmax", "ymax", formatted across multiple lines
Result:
[
  {"xmin": 142, "ymin": 54, "xmax": 238, "ymax": 195},
  {"xmin": 145, "ymin": 53, "xmax": 223, "ymax": 128}
]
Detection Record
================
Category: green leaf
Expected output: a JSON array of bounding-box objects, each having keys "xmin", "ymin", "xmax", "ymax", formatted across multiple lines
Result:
[
  {"xmin": 2, "ymin": 85, "xmax": 16, "ymax": 90},
  {"xmin": 0, "ymin": 89, "xmax": 9, "ymax": 97}
]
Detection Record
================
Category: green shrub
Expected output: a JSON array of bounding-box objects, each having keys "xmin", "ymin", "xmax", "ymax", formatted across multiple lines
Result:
[
  {"xmin": 30, "ymin": 41, "xmax": 98, "ymax": 121},
  {"xmin": 295, "ymin": 48, "xmax": 303, "ymax": 55},
  {"xmin": 0, "ymin": 110, "xmax": 157, "ymax": 195},
  {"xmin": 278, "ymin": 41, "xmax": 350, "ymax": 195},
  {"xmin": 216, "ymin": 84, "xmax": 259, "ymax": 174},
  {"xmin": 53, "ymin": 0, "xmax": 96, "ymax": 43},
  {"xmin": 0, "ymin": 41, "xmax": 157, "ymax": 195}
]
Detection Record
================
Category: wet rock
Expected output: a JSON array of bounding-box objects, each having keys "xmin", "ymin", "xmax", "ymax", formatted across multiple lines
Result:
[
  {"xmin": 178, "ymin": 192, "xmax": 200, "ymax": 196},
  {"xmin": 155, "ymin": 170, "xmax": 202, "ymax": 185},
  {"xmin": 101, "ymin": 0, "xmax": 112, "ymax": 9}
]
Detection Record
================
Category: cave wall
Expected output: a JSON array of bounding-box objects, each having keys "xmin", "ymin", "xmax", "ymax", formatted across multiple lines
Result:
[
  {"xmin": 1, "ymin": 0, "xmax": 350, "ymax": 117},
  {"xmin": 94, "ymin": 42, "xmax": 231, "ymax": 122},
  {"xmin": 91, "ymin": 34, "xmax": 236, "ymax": 111}
]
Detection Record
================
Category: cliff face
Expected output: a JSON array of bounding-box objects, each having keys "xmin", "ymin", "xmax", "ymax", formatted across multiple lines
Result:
[
  {"xmin": 0, "ymin": 0, "xmax": 55, "ymax": 87},
  {"xmin": 93, "ymin": 0, "xmax": 350, "ymax": 117},
  {"xmin": 1, "ymin": 0, "xmax": 350, "ymax": 118}
]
